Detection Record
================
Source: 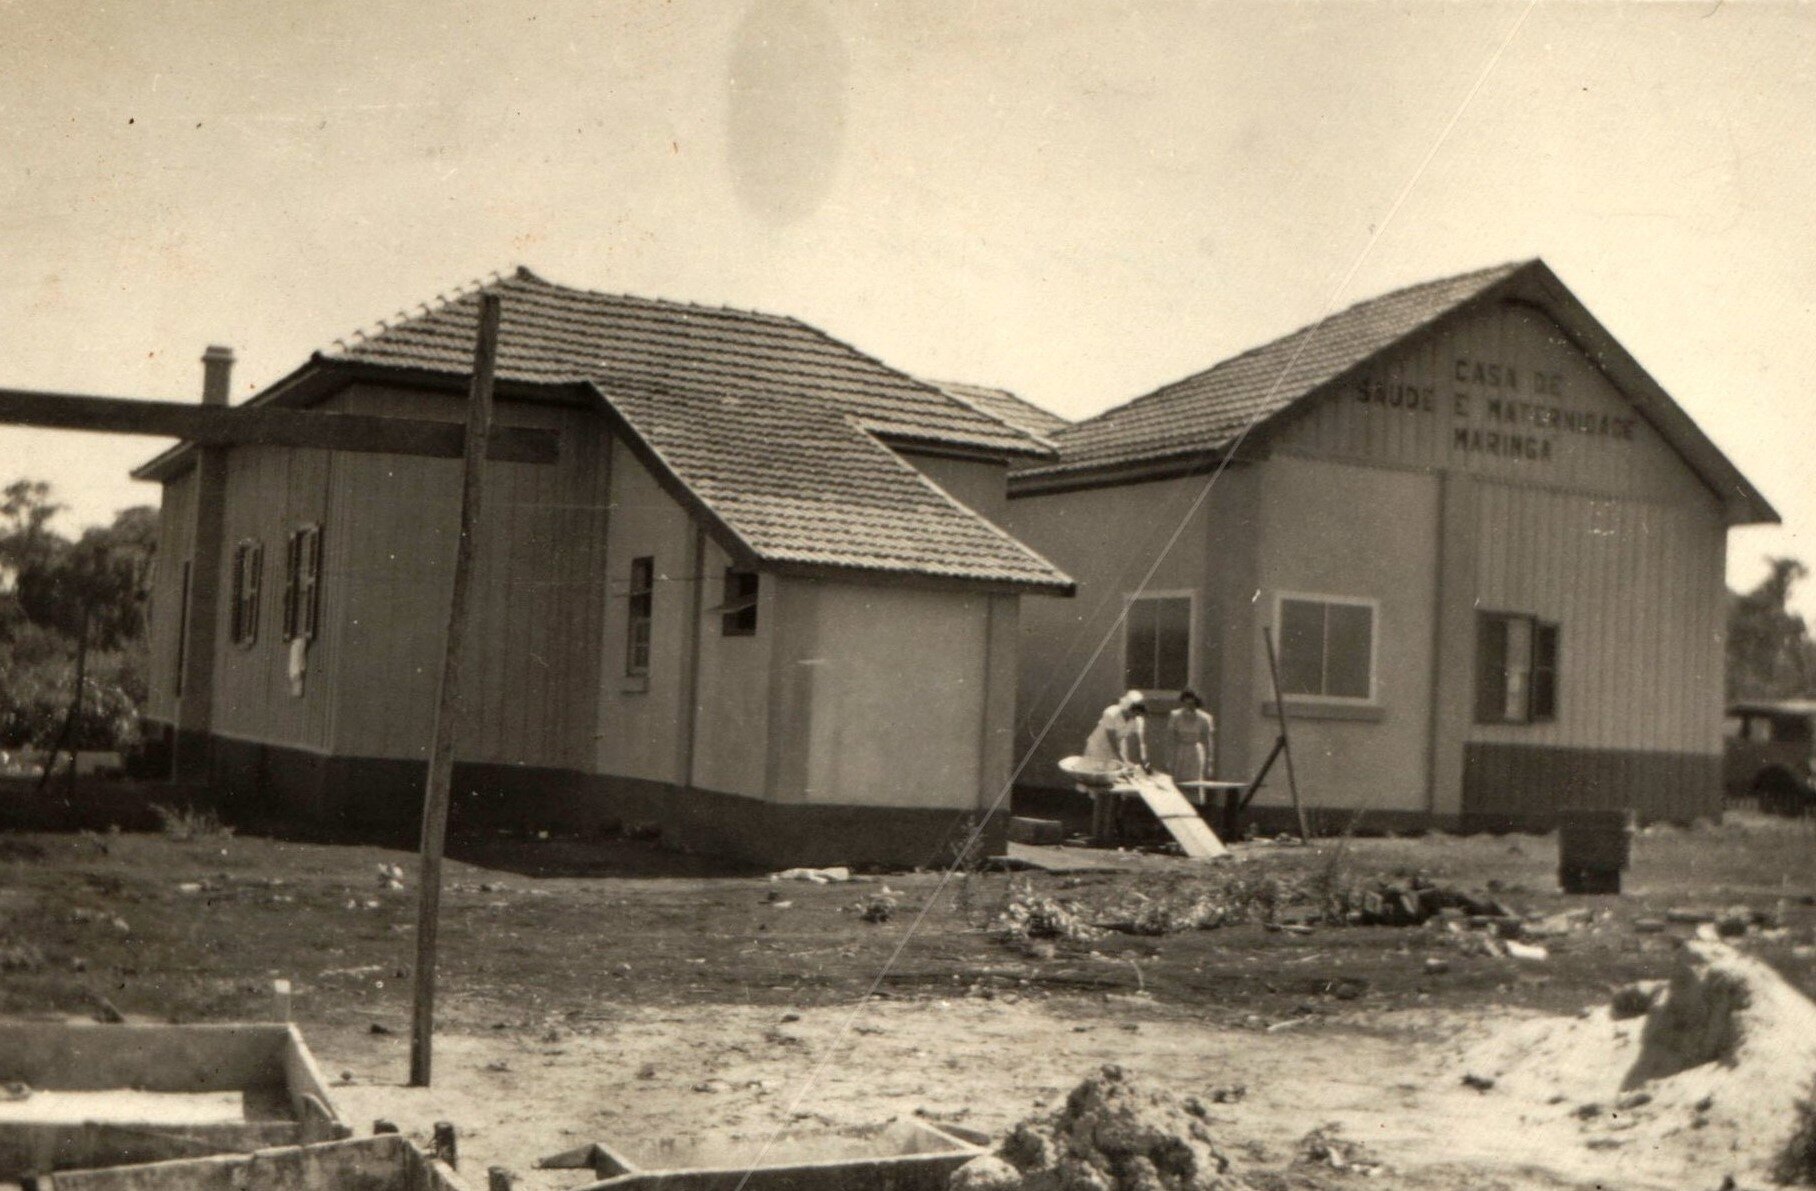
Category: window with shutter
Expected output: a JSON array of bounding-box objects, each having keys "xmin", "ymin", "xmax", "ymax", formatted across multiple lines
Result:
[
  {"xmin": 1476, "ymin": 612, "xmax": 1560, "ymax": 724},
  {"xmin": 230, "ymin": 539, "xmax": 263, "ymax": 647},
  {"xmin": 626, "ymin": 556, "xmax": 654, "ymax": 676},
  {"xmin": 282, "ymin": 525, "xmax": 322, "ymax": 642}
]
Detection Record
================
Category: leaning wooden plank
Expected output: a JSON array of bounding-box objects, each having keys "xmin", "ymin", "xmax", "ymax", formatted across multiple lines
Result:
[
  {"xmin": 0, "ymin": 389, "xmax": 558, "ymax": 464},
  {"xmin": 1123, "ymin": 773, "xmax": 1229, "ymax": 859}
]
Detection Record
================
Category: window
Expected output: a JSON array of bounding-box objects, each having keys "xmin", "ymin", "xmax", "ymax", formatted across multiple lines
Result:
[
  {"xmin": 229, "ymin": 540, "xmax": 263, "ymax": 647},
  {"xmin": 1277, "ymin": 595, "xmax": 1375, "ymax": 700},
  {"xmin": 282, "ymin": 524, "xmax": 323, "ymax": 642},
  {"xmin": 626, "ymin": 556, "xmax": 654, "ymax": 676},
  {"xmin": 1771, "ymin": 714, "xmax": 1813, "ymax": 745},
  {"xmin": 1476, "ymin": 612, "xmax": 1559, "ymax": 724},
  {"xmin": 1124, "ymin": 594, "xmax": 1191, "ymax": 692},
  {"xmin": 174, "ymin": 560, "xmax": 192, "ymax": 696},
  {"xmin": 720, "ymin": 568, "xmax": 759, "ymax": 637}
]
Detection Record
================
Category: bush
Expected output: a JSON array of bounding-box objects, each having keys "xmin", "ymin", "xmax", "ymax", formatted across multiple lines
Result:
[{"xmin": 0, "ymin": 630, "xmax": 144, "ymax": 752}]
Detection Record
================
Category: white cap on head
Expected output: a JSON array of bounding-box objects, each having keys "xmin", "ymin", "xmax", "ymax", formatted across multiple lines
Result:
[{"xmin": 1120, "ymin": 689, "xmax": 1145, "ymax": 708}]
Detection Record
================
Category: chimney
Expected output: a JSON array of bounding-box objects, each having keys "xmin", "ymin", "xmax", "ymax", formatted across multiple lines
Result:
[{"xmin": 201, "ymin": 345, "xmax": 235, "ymax": 407}]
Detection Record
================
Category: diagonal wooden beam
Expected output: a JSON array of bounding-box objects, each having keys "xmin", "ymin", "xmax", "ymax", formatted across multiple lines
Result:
[{"xmin": 0, "ymin": 388, "xmax": 559, "ymax": 464}]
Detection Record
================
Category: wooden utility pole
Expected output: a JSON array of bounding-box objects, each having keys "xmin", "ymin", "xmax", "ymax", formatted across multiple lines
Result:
[
  {"xmin": 410, "ymin": 293, "xmax": 502, "ymax": 1087},
  {"xmin": 1261, "ymin": 626, "xmax": 1311, "ymax": 843}
]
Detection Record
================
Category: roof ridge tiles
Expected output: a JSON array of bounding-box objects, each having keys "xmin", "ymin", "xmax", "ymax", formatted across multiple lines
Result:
[
  {"xmin": 1054, "ymin": 259, "xmax": 1532, "ymax": 440},
  {"xmin": 500, "ymin": 268, "xmax": 800, "ymax": 326}
]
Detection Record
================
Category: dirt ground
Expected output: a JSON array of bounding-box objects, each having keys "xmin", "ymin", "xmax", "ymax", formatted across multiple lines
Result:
[{"xmin": 2, "ymin": 812, "xmax": 1814, "ymax": 1189}]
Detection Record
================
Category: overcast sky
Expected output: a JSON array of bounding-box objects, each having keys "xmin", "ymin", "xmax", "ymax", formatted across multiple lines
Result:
[{"xmin": 2, "ymin": 1, "xmax": 1811, "ymax": 609}]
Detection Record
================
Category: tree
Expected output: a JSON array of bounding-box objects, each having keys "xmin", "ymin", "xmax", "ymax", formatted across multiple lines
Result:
[
  {"xmin": 0, "ymin": 479, "xmax": 64, "ymax": 568},
  {"xmin": 1726, "ymin": 557, "xmax": 1816, "ymax": 700},
  {"xmin": 0, "ymin": 484, "xmax": 157, "ymax": 756},
  {"xmin": 17, "ymin": 509, "xmax": 157, "ymax": 649}
]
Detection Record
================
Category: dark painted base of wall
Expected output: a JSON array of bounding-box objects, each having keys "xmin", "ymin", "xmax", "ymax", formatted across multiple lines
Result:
[
  {"xmin": 196, "ymin": 734, "xmax": 1005, "ymax": 870},
  {"xmin": 1461, "ymin": 743, "xmax": 1720, "ymax": 828}
]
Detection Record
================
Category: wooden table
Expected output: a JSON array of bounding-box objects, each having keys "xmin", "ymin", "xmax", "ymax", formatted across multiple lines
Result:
[{"xmin": 1178, "ymin": 780, "xmax": 1250, "ymax": 841}]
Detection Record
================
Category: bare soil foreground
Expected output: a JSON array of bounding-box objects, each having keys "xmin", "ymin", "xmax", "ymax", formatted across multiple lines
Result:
[{"xmin": 2, "ymin": 813, "xmax": 1813, "ymax": 1189}]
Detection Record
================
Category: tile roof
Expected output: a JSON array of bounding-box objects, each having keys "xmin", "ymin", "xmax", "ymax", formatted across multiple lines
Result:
[
  {"xmin": 1018, "ymin": 261, "xmax": 1529, "ymax": 480},
  {"xmin": 338, "ymin": 269, "xmax": 1046, "ymax": 458},
  {"xmin": 928, "ymin": 380, "xmax": 1071, "ymax": 443},
  {"xmin": 336, "ymin": 269, "xmax": 1071, "ymax": 592},
  {"xmin": 604, "ymin": 376, "xmax": 1070, "ymax": 587}
]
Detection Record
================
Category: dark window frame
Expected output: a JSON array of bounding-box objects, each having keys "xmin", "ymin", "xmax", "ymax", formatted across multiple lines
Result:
[
  {"xmin": 282, "ymin": 524, "xmax": 323, "ymax": 643},
  {"xmin": 626, "ymin": 556, "xmax": 655, "ymax": 676},
  {"xmin": 1476, "ymin": 611, "xmax": 1559, "ymax": 725},
  {"xmin": 720, "ymin": 567, "xmax": 759, "ymax": 637},
  {"xmin": 1123, "ymin": 592, "xmax": 1193, "ymax": 693},
  {"xmin": 229, "ymin": 539, "xmax": 264, "ymax": 648}
]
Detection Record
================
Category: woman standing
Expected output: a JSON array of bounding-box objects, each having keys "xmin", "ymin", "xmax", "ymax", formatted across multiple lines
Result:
[{"xmin": 1166, "ymin": 688, "xmax": 1217, "ymax": 784}]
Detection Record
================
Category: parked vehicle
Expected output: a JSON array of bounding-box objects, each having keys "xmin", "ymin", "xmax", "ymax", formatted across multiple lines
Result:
[{"xmin": 1723, "ymin": 700, "xmax": 1816, "ymax": 814}]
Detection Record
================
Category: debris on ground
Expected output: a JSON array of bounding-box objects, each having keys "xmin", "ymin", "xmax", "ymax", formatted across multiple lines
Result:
[
  {"xmin": 1610, "ymin": 981, "xmax": 1665, "ymax": 1020},
  {"xmin": 771, "ymin": 866, "xmax": 854, "ymax": 884},
  {"xmin": 858, "ymin": 891, "xmax": 899, "ymax": 923},
  {"xmin": 1347, "ymin": 875, "xmax": 1516, "ymax": 927},
  {"xmin": 1296, "ymin": 1123, "xmax": 1384, "ymax": 1177},
  {"xmin": 947, "ymin": 1064, "xmax": 1252, "ymax": 1190},
  {"xmin": 997, "ymin": 884, "xmax": 1102, "ymax": 944}
]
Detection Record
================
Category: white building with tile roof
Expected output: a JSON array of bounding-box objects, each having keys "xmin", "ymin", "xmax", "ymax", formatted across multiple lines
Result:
[
  {"xmin": 134, "ymin": 269, "xmax": 1071, "ymax": 866},
  {"xmin": 1008, "ymin": 259, "xmax": 1775, "ymax": 834}
]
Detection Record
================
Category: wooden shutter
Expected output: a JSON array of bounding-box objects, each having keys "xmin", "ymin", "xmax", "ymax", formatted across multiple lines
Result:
[
  {"xmin": 1475, "ymin": 614, "xmax": 1508, "ymax": 723},
  {"xmin": 230, "ymin": 545, "xmax": 246, "ymax": 643},
  {"xmin": 1531, "ymin": 621, "xmax": 1559, "ymax": 721},
  {"xmin": 301, "ymin": 526, "xmax": 322, "ymax": 641},
  {"xmin": 282, "ymin": 530, "xmax": 300, "ymax": 639}
]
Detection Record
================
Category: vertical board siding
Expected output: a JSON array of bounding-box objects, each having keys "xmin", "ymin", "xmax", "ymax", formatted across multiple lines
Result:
[
  {"xmin": 1461, "ymin": 743, "xmax": 1721, "ymax": 825},
  {"xmin": 323, "ymin": 384, "xmax": 609, "ymax": 770},
  {"xmin": 1467, "ymin": 480, "xmax": 1725, "ymax": 755},
  {"xmin": 210, "ymin": 444, "xmax": 333, "ymax": 751},
  {"xmin": 1256, "ymin": 296, "xmax": 1729, "ymax": 822},
  {"xmin": 144, "ymin": 470, "xmax": 198, "ymax": 723},
  {"xmin": 1276, "ymin": 301, "xmax": 1713, "ymax": 506}
]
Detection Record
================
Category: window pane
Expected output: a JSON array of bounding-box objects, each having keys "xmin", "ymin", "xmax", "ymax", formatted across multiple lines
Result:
[
  {"xmin": 1503, "ymin": 615, "xmax": 1532, "ymax": 721},
  {"xmin": 1153, "ymin": 598, "xmax": 1191, "ymax": 690},
  {"xmin": 1278, "ymin": 599, "xmax": 1326, "ymax": 696},
  {"xmin": 722, "ymin": 568, "xmax": 759, "ymax": 636},
  {"xmin": 1125, "ymin": 599, "xmax": 1158, "ymax": 689},
  {"xmin": 1325, "ymin": 602, "xmax": 1373, "ymax": 699}
]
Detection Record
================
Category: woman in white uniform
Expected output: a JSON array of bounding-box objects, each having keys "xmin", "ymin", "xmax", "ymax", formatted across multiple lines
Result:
[{"xmin": 1082, "ymin": 691, "xmax": 1148, "ymax": 840}]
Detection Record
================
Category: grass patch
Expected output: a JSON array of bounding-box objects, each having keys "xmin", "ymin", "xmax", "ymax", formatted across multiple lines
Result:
[{"xmin": 150, "ymin": 803, "xmax": 232, "ymax": 842}]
